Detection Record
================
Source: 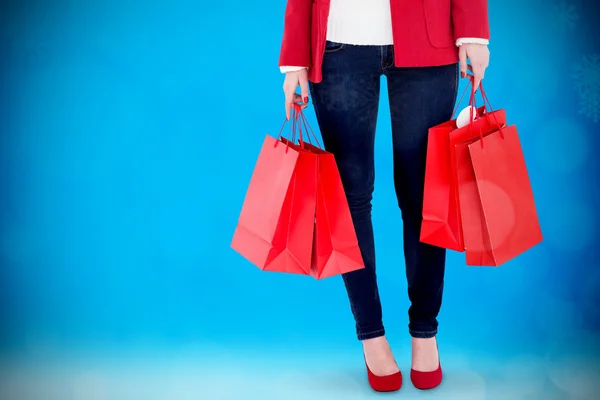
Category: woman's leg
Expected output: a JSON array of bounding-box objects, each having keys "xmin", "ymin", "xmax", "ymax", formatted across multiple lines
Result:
[
  {"xmin": 310, "ymin": 43, "xmax": 397, "ymax": 375},
  {"xmin": 384, "ymin": 55, "xmax": 458, "ymax": 369}
]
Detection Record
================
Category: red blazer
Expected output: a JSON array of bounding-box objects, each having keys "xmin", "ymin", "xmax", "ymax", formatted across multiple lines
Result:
[{"xmin": 279, "ymin": 0, "xmax": 490, "ymax": 83}]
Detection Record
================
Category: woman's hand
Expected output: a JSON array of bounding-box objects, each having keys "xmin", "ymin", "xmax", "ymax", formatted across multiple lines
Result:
[
  {"xmin": 459, "ymin": 43, "xmax": 490, "ymax": 89},
  {"xmin": 283, "ymin": 69, "xmax": 309, "ymax": 119}
]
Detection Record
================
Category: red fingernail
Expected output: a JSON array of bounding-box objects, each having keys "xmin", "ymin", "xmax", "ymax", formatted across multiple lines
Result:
[
  {"xmin": 304, "ymin": 97, "xmax": 309, "ymax": 104},
  {"xmin": 461, "ymin": 72, "xmax": 465, "ymax": 78}
]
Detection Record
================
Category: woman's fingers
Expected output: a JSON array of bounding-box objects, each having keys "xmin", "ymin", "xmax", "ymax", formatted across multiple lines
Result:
[
  {"xmin": 284, "ymin": 99, "xmax": 291, "ymax": 120},
  {"xmin": 464, "ymin": 63, "xmax": 485, "ymax": 90},
  {"xmin": 465, "ymin": 44, "xmax": 490, "ymax": 89},
  {"xmin": 285, "ymin": 93, "xmax": 309, "ymax": 119},
  {"xmin": 283, "ymin": 70, "xmax": 310, "ymax": 119},
  {"xmin": 460, "ymin": 43, "xmax": 490, "ymax": 91},
  {"xmin": 472, "ymin": 64, "xmax": 485, "ymax": 89},
  {"xmin": 291, "ymin": 93, "xmax": 310, "ymax": 110},
  {"xmin": 284, "ymin": 93, "xmax": 295, "ymax": 120},
  {"xmin": 286, "ymin": 92, "xmax": 309, "ymax": 118},
  {"xmin": 299, "ymin": 74, "xmax": 309, "ymax": 109},
  {"xmin": 283, "ymin": 74, "xmax": 298, "ymax": 119},
  {"xmin": 459, "ymin": 45, "xmax": 468, "ymax": 78}
]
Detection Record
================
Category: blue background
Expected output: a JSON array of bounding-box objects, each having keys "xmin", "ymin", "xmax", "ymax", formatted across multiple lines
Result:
[{"xmin": 1, "ymin": 0, "xmax": 599, "ymax": 399}]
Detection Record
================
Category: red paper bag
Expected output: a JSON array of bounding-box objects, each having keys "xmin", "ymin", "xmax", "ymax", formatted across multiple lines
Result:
[
  {"xmin": 231, "ymin": 135, "xmax": 318, "ymax": 274},
  {"xmin": 466, "ymin": 125, "xmax": 543, "ymax": 266},
  {"xmin": 421, "ymin": 105, "xmax": 506, "ymax": 251},
  {"xmin": 452, "ymin": 109, "xmax": 506, "ymax": 264},
  {"xmin": 421, "ymin": 119, "xmax": 460, "ymax": 250},
  {"xmin": 303, "ymin": 142, "xmax": 365, "ymax": 279},
  {"xmin": 455, "ymin": 137, "xmax": 496, "ymax": 266}
]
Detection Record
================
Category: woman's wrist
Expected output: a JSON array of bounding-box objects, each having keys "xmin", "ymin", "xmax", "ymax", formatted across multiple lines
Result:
[
  {"xmin": 280, "ymin": 66, "xmax": 308, "ymax": 74},
  {"xmin": 456, "ymin": 38, "xmax": 489, "ymax": 46}
]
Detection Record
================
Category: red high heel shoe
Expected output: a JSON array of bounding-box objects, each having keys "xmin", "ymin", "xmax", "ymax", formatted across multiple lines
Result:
[
  {"xmin": 410, "ymin": 340, "xmax": 443, "ymax": 390},
  {"xmin": 365, "ymin": 359, "xmax": 403, "ymax": 392},
  {"xmin": 410, "ymin": 364, "xmax": 442, "ymax": 390}
]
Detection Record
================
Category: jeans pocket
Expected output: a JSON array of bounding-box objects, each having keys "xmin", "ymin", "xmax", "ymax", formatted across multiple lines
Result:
[{"xmin": 324, "ymin": 41, "xmax": 345, "ymax": 53}]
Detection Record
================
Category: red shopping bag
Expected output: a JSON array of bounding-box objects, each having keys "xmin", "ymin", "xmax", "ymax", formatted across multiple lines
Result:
[
  {"xmin": 421, "ymin": 86, "xmax": 506, "ymax": 251},
  {"xmin": 465, "ymin": 124, "xmax": 543, "ymax": 266},
  {"xmin": 287, "ymin": 110, "xmax": 364, "ymax": 279},
  {"xmin": 421, "ymin": 118, "xmax": 462, "ymax": 250},
  {"xmin": 455, "ymin": 135, "xmax": 496, "ymax": 266},
  {"xmin": 231, "ymin": 126, "xmax": 318, "ymax": 274},
  {"xmin": 303, "ymin": 141, "xmax": 365, "ymax": 279},
  {"xmin": 452, "ymin": 109, "xmax": 506, "ymax": 264}
]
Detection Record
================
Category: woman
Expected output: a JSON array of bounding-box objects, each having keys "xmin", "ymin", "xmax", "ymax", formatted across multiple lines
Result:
[{"xmin": 279, "ymin": 0, "xmax": 490, "ymax": 393}]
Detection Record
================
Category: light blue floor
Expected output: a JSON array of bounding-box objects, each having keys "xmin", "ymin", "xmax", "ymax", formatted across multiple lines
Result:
[{"xmin": 2, "ymin": 342, "xmax": 598, "ymax": 400}]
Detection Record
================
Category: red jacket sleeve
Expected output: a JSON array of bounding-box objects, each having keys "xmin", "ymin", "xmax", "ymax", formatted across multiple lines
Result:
[
  {"xmin": 451, "ymin": 0, "xmax": 490, "ymax": 40},
  {"xmin": 278, "ymin": 0, "xmax": 312, "ymax": 67}
]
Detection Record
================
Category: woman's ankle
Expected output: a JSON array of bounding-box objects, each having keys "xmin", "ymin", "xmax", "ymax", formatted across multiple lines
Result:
[
  {"xmin": 411, "ymin": 337, "xmax": 439, "ymax": 372},
  {"xmin": 363, "ymin": 336, "xmax": 400, "ymax": 375}
]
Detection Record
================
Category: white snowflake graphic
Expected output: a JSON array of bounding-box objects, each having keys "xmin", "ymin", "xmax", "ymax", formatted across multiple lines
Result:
[
  {"xmin": 550, "ymin": 2, "xmax": 579, "ymax": 30},
  {"xmin": 573, "ymin": 54, "xmax": 600, "ymax": 123}
]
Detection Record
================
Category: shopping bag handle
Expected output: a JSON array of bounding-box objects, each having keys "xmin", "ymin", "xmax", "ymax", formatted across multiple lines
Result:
[
  {"xmin": 275, "ymin": 104, "xmax": 323, "ymax": 150},
  {"xmin": 452, "ymin": 77, "xmax": 488, "ymax": 147},
  {"xmin": 463, "ymin": 77, "xmax": 505, "ymax": 149},
  {"xmin": 452, "ymin": 81, "xmax": 474, "ymax": 119},
  {"xmin": 297, "ymin": 107, "xmax": 323, "ymax": 149},
  {"xmin": 453, "ymin": 75, "xmax": 496, "ymax": 117},
  {"xmin": 275, "ymin": 104, "xmax": 305, "ymax": 149},
  {"xmin": 453, "ymin": 76, "xmax": 486, "ymax": 116}
]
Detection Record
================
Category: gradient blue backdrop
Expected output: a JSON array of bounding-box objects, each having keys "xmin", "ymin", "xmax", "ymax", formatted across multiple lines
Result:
[{"xmin": 1, "ymin": 0, "xmax": 599, "ymax": 399}]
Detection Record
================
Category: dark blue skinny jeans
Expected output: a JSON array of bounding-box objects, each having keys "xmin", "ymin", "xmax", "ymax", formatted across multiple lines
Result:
[{"xmin": 310, "ymin": 42, "xmax": 458, "ymax": 340}]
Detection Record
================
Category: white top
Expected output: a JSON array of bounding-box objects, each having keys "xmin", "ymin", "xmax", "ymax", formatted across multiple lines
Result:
[
  {"xmin": 326, "ymin": 0, "xmax": 393, "ymax": 45},
  {"xmin": 280, "ymin": 1, "xmax": 489, "ymax": 72}
]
